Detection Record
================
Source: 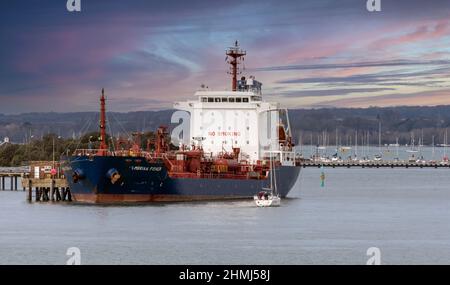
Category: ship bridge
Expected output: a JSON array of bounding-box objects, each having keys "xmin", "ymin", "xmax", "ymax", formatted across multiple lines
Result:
[{"xmin": 195, "ymin": 76, "xmax": 263, "ymax": 103}]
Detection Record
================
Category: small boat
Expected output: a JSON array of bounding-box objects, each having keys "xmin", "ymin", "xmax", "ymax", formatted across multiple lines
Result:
[
  {"xmin": 373, "ymin": 154, "xmax": 382, "ymax": 161},
  {"xmin": 254, "ymin": 151, "xmax": 280, "ymax": 207},
  {"xmin": 440, "ymin": 156, "xmax": 449, "ymax": 165},
  {"xmin": 254, "ymin": 190, "xmax": 281, "ymax": 207},
  {"xmin": 331, "ymin": 153, "xmax": 340, "ymax": 162},
  {"xmin": 339, "ymin": 146, "xmax": 352, "ymax": 153}
]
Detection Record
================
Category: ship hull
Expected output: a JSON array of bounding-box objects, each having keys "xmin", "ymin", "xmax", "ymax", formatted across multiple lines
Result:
[{"xmin": 62, "ymin": 156, "xmax": 300, "ymax": 203}]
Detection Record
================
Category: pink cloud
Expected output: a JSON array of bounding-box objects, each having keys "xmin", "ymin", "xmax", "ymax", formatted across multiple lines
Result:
[
  {"xmin": 370, "ymin": 20, "xmax": 450, "ymax": 50},
  {"xmin": 309, "ymin": 89, "xmax": 450, "ymax": 108}
]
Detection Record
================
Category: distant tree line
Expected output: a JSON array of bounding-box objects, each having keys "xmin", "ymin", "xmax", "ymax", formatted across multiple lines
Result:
[
  {"xmin": 288, "ymin": 106, "xmax": 450, "ymax": 146},
  {"xmin": 0, "ymin": 131, "xmax": 166, "ymax": 167}
]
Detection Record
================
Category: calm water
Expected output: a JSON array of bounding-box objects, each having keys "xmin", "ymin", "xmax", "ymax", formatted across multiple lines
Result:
[{"xmin": 1, "ymin": 167, "xmax": 450, "ymax": 265}]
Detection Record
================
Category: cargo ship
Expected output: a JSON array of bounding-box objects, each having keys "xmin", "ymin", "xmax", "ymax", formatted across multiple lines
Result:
[{"xmin": 62, "ymin": 42, "xmax": 301, "ymax": 203}]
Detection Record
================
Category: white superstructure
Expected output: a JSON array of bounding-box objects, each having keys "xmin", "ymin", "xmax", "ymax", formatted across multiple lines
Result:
[
  {"xmin": 173, "ymin": 42, "xmax": 295, "ymax": 165},
  {"xmin": 174, "ymin": 77, "xmax": 287, "ymax": 163}
]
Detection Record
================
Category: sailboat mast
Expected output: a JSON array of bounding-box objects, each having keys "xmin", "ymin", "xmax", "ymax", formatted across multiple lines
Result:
[
  {"xmin": 396, "ymin": 137, "xmax": 399, "ymax": 157},
  {"xmin": 378, "ymin": 118, "xmax": 381, "ymax": 154},
  {"xmin": 432, "ymin": 135, "xmax": 435, "ymax": 160},
  {"xmin": 273, "ymin": 154, "xmax": 278, "ymax": 196},
  {"xmin": 335, "ymin": 128, "xmax": 338, "ymax": 151},
  {"xmin": 269, "ymin": 153, "xmax": 273, "ymax": 191},
  {"xmin": 445, "ymin": 128, "xmax": 448, "ymax": 158}
]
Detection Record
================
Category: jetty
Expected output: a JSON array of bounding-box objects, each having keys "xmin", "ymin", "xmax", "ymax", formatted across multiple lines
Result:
[
  {"xmin": 0, "ymin": 162, "xmax": 71, "ymax": 202},
  {"xmin": 23, "ymin": 161, "xmax": 71, "ymax": 202},
  {"xmin": 0, "ymin": 166, "xmax": 28, "ymax": 190}
]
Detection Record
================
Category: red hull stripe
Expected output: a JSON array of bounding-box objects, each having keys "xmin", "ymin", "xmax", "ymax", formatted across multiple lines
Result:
[{"xmin": 73, "ymin": 193, "xmax": 251, "ymax": 203}]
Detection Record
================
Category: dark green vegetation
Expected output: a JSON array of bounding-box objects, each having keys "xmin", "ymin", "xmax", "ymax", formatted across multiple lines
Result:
[{"xmin": 0, "ymin": 131, "xmax": 162, "ymax": 167}]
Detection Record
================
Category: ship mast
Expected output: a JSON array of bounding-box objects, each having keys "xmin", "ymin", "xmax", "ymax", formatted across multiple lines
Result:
[
  {"xmin": 226, "ymin": 41, "xmax": 246, "ymax": 91},
  {"xmin": 98, "ymin": 88, "xmax": 108, "ymax": 155}
]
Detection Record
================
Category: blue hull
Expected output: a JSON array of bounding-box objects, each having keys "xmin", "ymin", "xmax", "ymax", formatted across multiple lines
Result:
[{"xmin": 61, "ymin": 156, "xmax": 300, "ymax": 203}]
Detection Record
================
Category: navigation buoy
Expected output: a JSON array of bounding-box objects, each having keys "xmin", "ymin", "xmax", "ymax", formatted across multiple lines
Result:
[{"xmin": 320, "ymin": 165, "xmax": 325, "ymax": 187}]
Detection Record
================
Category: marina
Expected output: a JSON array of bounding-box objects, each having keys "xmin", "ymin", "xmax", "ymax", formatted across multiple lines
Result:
[{"xmin": 299, "ymin": 161, "xmax": 450, "ymax": 168}]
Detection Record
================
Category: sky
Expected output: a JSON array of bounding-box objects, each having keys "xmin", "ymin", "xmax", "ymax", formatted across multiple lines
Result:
[{"xmin": 1, "ymin": 0, "xmax": 450, "ymax": 113}]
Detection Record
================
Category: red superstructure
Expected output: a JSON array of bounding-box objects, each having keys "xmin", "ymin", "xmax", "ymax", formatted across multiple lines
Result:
[{"xmin": 151, "ymin": 125, "xmax": 269, "ymax": 180}]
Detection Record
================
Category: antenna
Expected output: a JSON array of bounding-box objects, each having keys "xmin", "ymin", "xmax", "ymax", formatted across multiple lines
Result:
[{"xmin": 226, "ymin": 41, "xmax": 246, "ymax": 91}]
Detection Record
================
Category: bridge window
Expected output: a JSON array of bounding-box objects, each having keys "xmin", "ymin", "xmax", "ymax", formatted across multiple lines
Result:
[
  {"xmin": 208, "ymin": 98, "xmax": 214, "ymax": 102},
  {"xmin": 229, "ymin": 97, "xmax": 235, "ymax": 102},
  {"xmin": 221, "ymin": 97, "xmax": 228, "ymax": 102},
  {"xmin": 201, "ymin": 97, "xmax": 207, "ymax": 102},
  {"xmin": 236, "ymin": 97, "xmax": 242, "ymax": 103},
  {"xmin": 243, "ymin": 97, "xmax": 249, "ymax": 103},
  {"xmin": 215, "ymin": 98, "xmax": 221, "ymax": 102}
]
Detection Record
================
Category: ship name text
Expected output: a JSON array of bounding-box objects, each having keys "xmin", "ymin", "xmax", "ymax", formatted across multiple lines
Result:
[{"xmin": 130, "ymin": 166, "xmax": 162, "ymax": 172}]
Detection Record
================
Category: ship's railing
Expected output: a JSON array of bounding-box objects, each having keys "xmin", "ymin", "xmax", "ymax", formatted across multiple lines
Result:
[
  {"xmin": 169, "ymin": 172, "xmax": 267, "ymax": 180},
  {"xmin": 261, "ymin": 150, "xmax": 296, "ymax": 166},
  {"xmin": 73, "ymin": 149, "xmax": 109, "ymax": 156},
  {"xmin": 73, "ymin": 149, "xmax": 164, "ymax": 158}
]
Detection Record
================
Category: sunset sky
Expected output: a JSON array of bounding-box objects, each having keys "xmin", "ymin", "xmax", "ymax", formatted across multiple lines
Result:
[{"xmin": 1, "ymin": 0, "xmax": 450, "ymax": 113}]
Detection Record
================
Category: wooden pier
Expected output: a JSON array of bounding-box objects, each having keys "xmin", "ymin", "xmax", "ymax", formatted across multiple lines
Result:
[
  {"xmin": 0, "ymin": 167, "xmax": 28, "ymax": 191},
  {"xmin": 22, "ymin": 177, "xmax": 71, "ymax": 202},
  {"xmin": 23, "ymin": 161, "xmax": 71, "ymax": 202},
  {"xmin": 0, "ymin": 162, "xmax": 72, "ymax": 202}
]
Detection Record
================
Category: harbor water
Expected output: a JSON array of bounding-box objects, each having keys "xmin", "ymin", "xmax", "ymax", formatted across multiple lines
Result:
[{"xmin": 1, "ymin": 166, "xmax": 450, "ymax": 264}]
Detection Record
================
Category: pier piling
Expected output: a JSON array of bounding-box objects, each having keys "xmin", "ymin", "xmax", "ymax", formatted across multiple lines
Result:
[{"xmin": 27, "ymin": 179, "xmax": 32, "ymax": 202}]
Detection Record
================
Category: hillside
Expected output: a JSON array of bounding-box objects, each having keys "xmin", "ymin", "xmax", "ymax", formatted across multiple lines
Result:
[{"xmin": 1, "ymin": 105, "xmax": 450, "ymax": 146}]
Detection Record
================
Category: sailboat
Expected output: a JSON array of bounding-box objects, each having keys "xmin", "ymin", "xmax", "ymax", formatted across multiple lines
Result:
[
  {"xmin": 393, "ymin": 137, "xmax": 400, "ymax": 161},
  {"xmin": 406, "ymin": 133, "xmax": 419, "ymax": 153},
  {"xmin": 374, "ymin": 117, "xmax": 382, "ymax": 161},
  {"xmin": 254, "ymin": 152, "xmax": 281, "ymax": 207}
]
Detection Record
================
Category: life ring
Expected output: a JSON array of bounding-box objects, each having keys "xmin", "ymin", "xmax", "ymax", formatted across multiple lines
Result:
[
  {"xmin": 106, "ymin": 168, "xmax": 121, "ymax": 184},
  {"xmin": 72, "ymin": 168, "xmax": 85, "ymax": 183}
]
